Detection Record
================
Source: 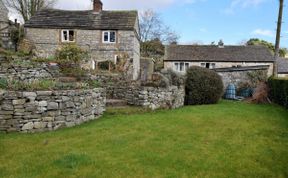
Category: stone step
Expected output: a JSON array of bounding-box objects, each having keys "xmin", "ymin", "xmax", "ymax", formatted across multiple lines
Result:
[{"xmin": 106, "ymin": 99, "xmax": 128, "ymax": 107}]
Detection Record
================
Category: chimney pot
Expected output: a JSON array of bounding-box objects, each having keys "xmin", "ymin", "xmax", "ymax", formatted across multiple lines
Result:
[
  {"xmin": 93, "ymin": 0, "xmax": 103, "ymax": 12},
  {"xmin": 218, "ymin": 40, "xmax": 224, "ymax": 48}
]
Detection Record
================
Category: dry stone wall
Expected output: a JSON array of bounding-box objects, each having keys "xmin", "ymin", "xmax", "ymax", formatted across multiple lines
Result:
[
  {"xmin": 0, "ymin": 59, "xmax": 60, "ymax": 81},
  {"xmin": 214, "ymin": 66, "xmax": 269, "ymax": 89},
  {"xmin": 0, "ymin": 88, "xmax": 106, "ymax": 133},
  {"xmin": 92, "ymin": 74, "xmax": 185, "ymax": 110},
  {"xmin": 126, "ymin": 86, "xmax": 185, "ymax": 110}
]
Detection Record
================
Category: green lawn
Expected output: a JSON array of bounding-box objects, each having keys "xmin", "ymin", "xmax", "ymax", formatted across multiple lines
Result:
[{"xmin": 0, "ymin": 101, "xmax": 288, "ymax": 178}]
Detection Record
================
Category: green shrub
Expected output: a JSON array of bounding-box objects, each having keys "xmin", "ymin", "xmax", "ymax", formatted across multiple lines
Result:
[
  {"xmin": 56, "ymin": 44, "xmax": 88, "ymax": 79},
  {"xmin": 61, "ymin": 67, "xmax": 87, "ymax": 81},
  {"xmin": 56, "ymin": 44, "xmax": 87, "ymax": 65},
  {"xmin": 268, "ymin": 77, "xmax": 288, "ymax": 108},
  {"xmin": 0, "ymin": 78, "xmax": 8, "ymax": 89},
  {"xmin": 185, "ymin": 66, "xmax": 224, "ymax": 105},
  {"xmin": 87, "ymin": 80, "xmax": 100, "ymax": 88},
  {"xmin": 161, "ymin": 69, "xmax": 185, "ymax": 87}
]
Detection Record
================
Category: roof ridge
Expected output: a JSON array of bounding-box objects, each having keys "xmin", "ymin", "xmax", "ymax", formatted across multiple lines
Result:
[
  {"xmin": 167, "ymin": 44, "xmax": 268, "ymax": 48},
  {"xmin": 41, "ymin": 8, "xmax": 137, "ymax": 13}
]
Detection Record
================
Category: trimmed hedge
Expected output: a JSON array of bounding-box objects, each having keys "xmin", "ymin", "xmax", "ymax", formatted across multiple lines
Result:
[
  {"xmin": 185, "ymin": 66, "xmax": 224, "ymax": 105},
  {"xmin": 268, "ymin": 78, "xmax": 288, "ymax": 108}
]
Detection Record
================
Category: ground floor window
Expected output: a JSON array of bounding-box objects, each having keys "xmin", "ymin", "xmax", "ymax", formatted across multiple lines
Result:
[
  {"xmin": 174, "ymin": 62, "xmax": 190, "ymax": 72},
  {"xmin": 200, "ymin": 62, "xmax": 216, "ymax": 69}
]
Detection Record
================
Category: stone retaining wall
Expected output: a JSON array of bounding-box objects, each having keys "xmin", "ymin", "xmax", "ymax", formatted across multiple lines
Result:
[
  {"xmin": 0, "ymin": 88, "xmax": 106, "ymax": 133},
  {"xmin": 127, "ymin": 86, "xmax": 185, "ymax": 110},
  {"xmin": 109, "ymin": 86, "xmax": 185, "ymax": 110},
  {"xmin": 0, "ymin": 59, "xmax": 60, "ymax": 81}
]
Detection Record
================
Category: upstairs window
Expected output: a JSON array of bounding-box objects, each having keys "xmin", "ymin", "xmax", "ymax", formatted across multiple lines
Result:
[
  {"xmin": 103, "ymin": 31, "xmax": 116, "ymax": 43},
  {"xmin": 61, "ymin": 30, "xmax": 75, "ymax": 42}
]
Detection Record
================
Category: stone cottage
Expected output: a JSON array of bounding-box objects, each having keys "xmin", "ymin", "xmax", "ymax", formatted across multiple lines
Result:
[
  {"xmin": 0, "ymin": 0, "xmax": 11, "ymax": 48},
  {"xmin": 24, "ymin": 0, "xmax": 140, "ymax": 80},
  {"xmin": 164, "ymin": 44, "xmax": 275, "ymax": 76}
]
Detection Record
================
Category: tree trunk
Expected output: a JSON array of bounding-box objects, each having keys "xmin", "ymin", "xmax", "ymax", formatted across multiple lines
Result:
[{"xmin": 273, "ymin": 0, "xmax": 284, "ymax": 77}]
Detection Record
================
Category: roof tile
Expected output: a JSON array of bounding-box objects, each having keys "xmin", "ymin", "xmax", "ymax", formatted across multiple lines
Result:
[{"xmin": 164, "ymin": 45, "xmax": 275, "ymax": 62}]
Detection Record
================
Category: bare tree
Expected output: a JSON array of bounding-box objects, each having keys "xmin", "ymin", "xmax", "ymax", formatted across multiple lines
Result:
[
  {"xmin": 4, "ymin": 0, "xmax": 57, "ymax": 22},
  {"xmin": 139, "ymin": 9, "xmax": 179, "ymax": 44},
  {"xmin": 274, "ymin": 0, "xmax": 284, "ymax": 76}
]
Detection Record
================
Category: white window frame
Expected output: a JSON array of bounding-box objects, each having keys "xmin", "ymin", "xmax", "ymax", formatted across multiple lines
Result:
[
  {"xmin": 174, "ymin": 62, "xmax": 190, "ymax": 72},
  {"xmin": 61, "ymin": 30, "xmax": 75, "ymax": 43},
  {"xmin": 200, "ymin": 62, "xmax": 216, "ymax": 69},
  {"xmin": 211, "ymin": 63, "xmax": 216, "ymax": 69},
  {"xmin": 102, "ymin": 31, "xmax": 116, "ymax": 43},
  {"xmin": 114, "ymin": 55, "xmax": 120, "ymax": 64}
]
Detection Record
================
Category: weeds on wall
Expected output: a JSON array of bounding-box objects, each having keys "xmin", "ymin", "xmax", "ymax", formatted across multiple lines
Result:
[{"xmin": 0, "ymin": 78, "xmax": 100, "ymax": 91}]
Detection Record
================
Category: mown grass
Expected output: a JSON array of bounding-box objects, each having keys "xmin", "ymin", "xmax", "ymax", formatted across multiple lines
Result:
[{"xmin": 0, "ymin": 101, "xmax": 287, "ymax": 178}]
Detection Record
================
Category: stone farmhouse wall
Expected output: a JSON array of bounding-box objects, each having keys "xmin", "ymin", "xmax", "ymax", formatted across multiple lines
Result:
[
  {"xmin": 164, "ymin": 61, "xmax": 274, "ymax": 76},
  {"xmin": 0, "ymin": 88, "xmax": 106, "ymax": 133},
  {"xmin": 25, "ymin": 28, "xmax": 140, "ymax": 80},
  {"xmin": 0, "ymin": 0, "xmax": 8, "ymax": 30},
  {"xmin": 0, "ymin": 0, "xmax": 10, "ymax": 49}
]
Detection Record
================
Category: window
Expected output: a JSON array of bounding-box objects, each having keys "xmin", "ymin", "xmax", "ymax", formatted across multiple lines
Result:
[
  {"xmin": 200, "ymin": 62, "xmax": 216, "ymax": 69},
  {"xmin": 174, "ymin": 62, "xmax": 189, "ymax": 72},
  {"xmin": 103, "ymin": 31, "xmax": 116, "ymax": 43},
  {"xmin": 174, "ymin": 63, "xmax": 179, "ymax": 71},
  {"xmin": 61, "ymin": 30, "xmax": 75, "ymax": 42},
  {"xmin": 185, "ymin": 63, "xmax": 189, "ymax": 70},
  {"xmin": 211, "ymin": 63, "xmax": 216, "ymax": 69}
]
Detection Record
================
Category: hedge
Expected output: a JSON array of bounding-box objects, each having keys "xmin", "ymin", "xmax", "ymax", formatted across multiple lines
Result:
[
  {"xmin": 185, "ymin": 66, "xmax": 224, "ymax": 105},
  {"xmin": 268, "ymin": 78, "xmax": 288, "ymax": 108}
]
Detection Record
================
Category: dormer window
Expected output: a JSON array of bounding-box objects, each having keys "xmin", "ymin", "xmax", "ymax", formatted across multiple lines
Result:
[
  {"xmin": 103, "ymin": 31, "xmax": 116, "ymax": 43},
  {"xmin": 61, "ymin": 30, "xmax": 75, "ymax": 42}
]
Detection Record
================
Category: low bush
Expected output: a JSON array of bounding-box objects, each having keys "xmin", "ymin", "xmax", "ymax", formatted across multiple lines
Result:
[
  {"xmin": 268, "ymin": 77, "xmax": 288, "ymax": 108},
  {"xmin": 161, "ymin": 69, "xmax": 185, "ymax": 87},
  {"xmin": 0, "ymin": 78, "xmax": 8, "ymax": 89},
  {"xmin": 55, "ymin": 44, "xmax": 88, "ymax": 79},
  {"xmin": 185, "ymin": 66, "xmax": 224, "ymax": 105}
]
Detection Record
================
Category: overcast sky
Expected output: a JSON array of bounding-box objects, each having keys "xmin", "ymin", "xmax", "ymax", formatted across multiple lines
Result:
[{"xmin": 8, "ymin": 0, "xmax": 288, "ymax": 47}]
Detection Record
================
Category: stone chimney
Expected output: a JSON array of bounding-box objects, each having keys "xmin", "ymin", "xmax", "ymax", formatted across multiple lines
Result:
[
  {"xmin": 93, "ymin": 0, "xmax": 103, "ymax": 12},
  {"xmin": 218, "ymin": 40, "xmax": 224, "ymax": 48}
]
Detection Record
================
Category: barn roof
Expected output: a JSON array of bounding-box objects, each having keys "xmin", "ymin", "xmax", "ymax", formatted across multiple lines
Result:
[
  {"xmin": 24, "ymin": 9, "xmax": 138, "ymax": 31},
  {"xmin": 164, "ymin": 45, "xmax": 275, "ymax": 62}
]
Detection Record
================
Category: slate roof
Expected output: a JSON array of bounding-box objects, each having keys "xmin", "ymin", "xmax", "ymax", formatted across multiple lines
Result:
[
  {"xmin": 277, "ymin": 58, "xmax": 288, "ymax": 74},
  {"xmin": 164, "ymin": 45, "xmax": 275, "ymax": 62},
  {"xmin": 24, "ymin": 9, "xmax": 138, "ymax": 31}
]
